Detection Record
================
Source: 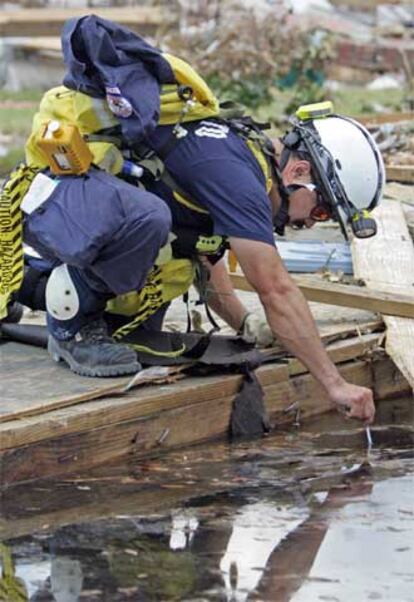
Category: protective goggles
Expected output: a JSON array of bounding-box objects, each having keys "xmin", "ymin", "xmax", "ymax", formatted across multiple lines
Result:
[{"xmin": 285, "ymin": 183, "xmax": 333, "ymax": 222}]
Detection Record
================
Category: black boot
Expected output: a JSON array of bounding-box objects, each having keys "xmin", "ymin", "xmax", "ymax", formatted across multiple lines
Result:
[
  {"xmin": 2, "ymin": 301, "xmax": 24, "ymax": 324},
  {"xmin": 48, "ymin": 318, "xmax": 141, "ymax": 377}
]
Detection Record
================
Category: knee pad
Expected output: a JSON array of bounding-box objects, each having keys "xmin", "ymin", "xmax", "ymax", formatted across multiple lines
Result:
[
  {"xmin": 46, "ymin": 264, "xmax": 80, "ymax": 321},
  {"xmin": 46, "ymin": 265, "xmax": 110, "ymax": 340}
]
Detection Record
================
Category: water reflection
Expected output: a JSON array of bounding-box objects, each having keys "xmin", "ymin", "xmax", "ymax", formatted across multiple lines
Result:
[
  {"xmin": 220, "ymin": 501, "xmax": 309, "ymax": 600},
  {"xmin": 1, "ymin": 396, "xmax": 413, "ymax": 601},
  {"xmin": 290, "ymin": 476, "xmax": 414, "ymax": 602}
]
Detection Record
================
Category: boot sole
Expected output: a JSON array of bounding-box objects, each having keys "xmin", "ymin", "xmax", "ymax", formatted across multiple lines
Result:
[{"xmin": 48, "ymin": 336, "xmax": 141, "ymax": 377}]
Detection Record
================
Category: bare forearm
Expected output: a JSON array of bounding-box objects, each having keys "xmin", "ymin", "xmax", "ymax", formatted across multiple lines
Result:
[
  {"xmin": 230, "ymin": 238, "xmax": 343, "ymax": 394},
  {"xmin": 260, "ymin": 279, "xmax": 344, "ymax": 394}
]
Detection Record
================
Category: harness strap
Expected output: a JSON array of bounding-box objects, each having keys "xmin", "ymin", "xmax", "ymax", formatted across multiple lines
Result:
[{"xmin": 194, "ymin": 260, "xmax": 221, "ymax": 332}]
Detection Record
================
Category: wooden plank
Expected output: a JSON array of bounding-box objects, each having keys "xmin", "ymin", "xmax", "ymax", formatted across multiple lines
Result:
[
  {"xmin": 0, "ymin": 341, "xmax": 134, "ymax": 422},
  {"xmin": 0, "ymin": 363, "xmax": 288, "ymax": 451},
  {"xmin": 386, "ymin": 166, "xmax": 414, "ymax": 185},
  {"xmin": 352, "ymin": 200, "xmax": 414, "ymax": 390},
  {"xmin": 229, "ymin": 272, "xmax": 414, "ymax": 319},
  {"xmin": 0, "ymin": 320, "xmax": 382, "ymax": 438},
  {"xmin": 0, "ymin": 7, "xmax": 174, "ymax": 37},
  {"xmin": 0, "ymin": 315, "xmax": 382, "ymax": 424},
  {"xmin": 356, "ymin": 112, "xmax": 414, "ymax": 127},
  {"xmin": 11, "ymin": 36, "xmax": 61, "ymax": 53},
  {"xmin": 385, "ymin": 183, "xmax": 414, "ymax": 206},
  {"xmin": 2, "ymin": 356, "xmax": 401, "ymax": 486},
  {"xmin": 288, "ymin": 332, "xmax": 383, "ymax": 376},
  {"xmin": 330, "ymin": 0, "xmax": 400, "ymax": 8}
]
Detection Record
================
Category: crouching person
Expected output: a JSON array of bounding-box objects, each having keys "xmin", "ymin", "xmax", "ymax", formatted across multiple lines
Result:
[{"xmin": 1, "ymin": 163, "xmax": 171, "ymax": 377}]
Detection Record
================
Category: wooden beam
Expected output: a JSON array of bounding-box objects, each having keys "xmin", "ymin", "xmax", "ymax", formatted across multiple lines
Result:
[
  {"xmin": 330, "ymin": 0, "xmax": 400, "ymax": 8},
  {"xmin": 0, "ymin": 363, "xmax": 288, "ymax": 452},
  {"xmin": 353, "ymin": 200, "xmax": 414, "ymax": 390},
  {"xmin": 229, "ymin": 273, "xmax": 414, "ymax": 319},
  {"xmin": 386, "ymin": 166, "xmax": 414, "ymax": 185},
  {"xmin": 356, "ymin": 112, "xmax": 414, "ymax": 127},
  {"xmin": 287, "ymin": 332, "xmax": 382, "ymax": 376},
  {"xmin": 2, "ymin": 355, "xmax": 407, "ymax": 487},
  {"xmin": 11, "ymin": 36, "xmax": 61, "ymax": 54},
  {"xmin": 0, "ymin": 7, "xmax": 175, "ymax": 37},
  {"xmin": 0, "ymin": 330, "xmax": 383, "ymax": 451},
  {"xmin": 0, "ymin": 318, "xmax": 382, "ymax": 425}
]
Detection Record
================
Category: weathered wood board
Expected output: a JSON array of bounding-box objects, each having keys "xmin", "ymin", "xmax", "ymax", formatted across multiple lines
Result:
[
  {"xmin": 0, "ymin": 342, "xmax": 131, "ymax": 421},
  {"xmin": 0, "ymin": 353, "xmax": 409, "ymax": 486},
  {"xmin": 352, "ymin": 200, "xmax": 414, "ymax": 390},
  {"xmin": 0, "ymin": 318, "xmax": 382, "ymax": 424},
  {"xmin": 386, "ymin": 166, "xmax": 414, "ymax": 185},
  {"xmin": 0, "ymin": 7, "xmax": 173, "ymax": 37},
  {"xmin": 357, "ymin": 112, "xmax": 414, "ymax": 127},
  {"xmin": 0, "ymin": 332, "xmax": 381, "ymax": 452}
]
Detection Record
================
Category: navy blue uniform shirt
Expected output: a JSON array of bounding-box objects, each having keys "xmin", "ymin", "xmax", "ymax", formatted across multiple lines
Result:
[{"xmin": 148, "ymin": 120, "xmax": 275, "ymax": 247}]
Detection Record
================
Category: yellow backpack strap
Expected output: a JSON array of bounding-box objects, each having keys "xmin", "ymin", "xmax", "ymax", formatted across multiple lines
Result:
[
  {"xmin": 223, "ymin": 116, "xmax": 275, "ymax": 193},
  {"xmin": 245, "ymin": 139, "xmax": 273, "ymax": 193},
  {"xmin": 159, "ymin": 53, "xmax": 220, "ymax": 125},
  {"xmin": 172, "ymin": 190, "xmax": 209, "ymax": 214},
  {"xmin": 0, "ymin": 164, "xmax": 37, "ymax": 319}
]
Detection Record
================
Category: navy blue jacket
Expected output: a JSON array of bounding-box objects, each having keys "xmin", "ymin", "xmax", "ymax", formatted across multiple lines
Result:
[{"xmin": 62, "ymin": 15, "xmax": 176, "ymax": 145}]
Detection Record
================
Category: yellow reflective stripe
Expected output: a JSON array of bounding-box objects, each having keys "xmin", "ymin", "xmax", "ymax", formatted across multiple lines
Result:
[
  {"xmin": 245, "ymin": 139, "xmax": 273, "ymax": 193},
  {"xmin": 0, "ymin": 164, "xmax": 36, "ymax": 318},
  {"xmin": 173, "ymin": 190, "xmax": 209, "ymax": 214},
  {"xmin": 126, "ymin": 342, "xmax": 186, "ymax": 358},
  {"xmin": 112, "ymin": 266, "xmax": 164, "ymax": 339}
]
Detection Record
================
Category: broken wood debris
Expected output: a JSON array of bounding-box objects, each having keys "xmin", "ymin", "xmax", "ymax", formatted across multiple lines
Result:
[
  {"xmin": 0, "ymin": 338, "xmax": 409, "ymax": 486},
  {"xmin": 386, "ymin": 166, "xmax": 414, "ymax": 185},
  {"xmin": 352, "ymin": 200, "xmax": 414, "ymax": 390},
  {"xmin": 229, "ymin": 273, "xmax": 414, "ymax": 320}
]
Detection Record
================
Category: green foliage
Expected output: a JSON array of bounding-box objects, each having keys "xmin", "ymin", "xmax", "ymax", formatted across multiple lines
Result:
[
  {"xmin": 0, "ymin": 107, "xmax": 37, "ymax": 136},
  {"xmin": 0, "ymin": 91, "xmax": 40, "ymax": 176},
  {"xmin": 332, "ymin": 87, "xmax": 405, "ymax": 115},
  {"xmin": 0, "ymin": 89, "xmax": 43, "ymax": 103},
  {"xmin": 0, "ymin": 147, "xmax": 25, "ymax": 178},
  {"xmin": 167, "ymin": 6, "xmax": 335, "ymax": 113},
  {"xmin": 207, "ymin": 75, "xmax": 275, "ymax": 110}
]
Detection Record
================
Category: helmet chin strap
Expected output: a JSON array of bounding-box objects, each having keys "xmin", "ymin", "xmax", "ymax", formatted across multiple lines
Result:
[
  {"xmin": 272, "ymin": 172, "xmax": 291, "ymax": 236},
  {"xmin": 272, "ymin": 147, "xmax": 292, "ymax": 236}
]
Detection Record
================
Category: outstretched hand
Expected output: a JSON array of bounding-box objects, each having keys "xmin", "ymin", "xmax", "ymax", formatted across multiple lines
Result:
[{"xmin": 328, "ymin": 381, "xmax": 375, "ymax": 424}]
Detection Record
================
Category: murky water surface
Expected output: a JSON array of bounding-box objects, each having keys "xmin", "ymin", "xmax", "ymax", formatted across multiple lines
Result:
[{"xmin": 1, "ymin": 397, "xmax": 413, "ymax": 601}]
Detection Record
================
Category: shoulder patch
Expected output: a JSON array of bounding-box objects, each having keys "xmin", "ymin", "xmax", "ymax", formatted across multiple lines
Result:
[{"xmin": 105, "ymin": 86, "xmax": 133, "ymax": 118}]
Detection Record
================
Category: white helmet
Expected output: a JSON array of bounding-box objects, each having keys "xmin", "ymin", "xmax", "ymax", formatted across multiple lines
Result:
[{"xmin": 281, "ymin": 102, "xmax": 385, "ymax": 239}]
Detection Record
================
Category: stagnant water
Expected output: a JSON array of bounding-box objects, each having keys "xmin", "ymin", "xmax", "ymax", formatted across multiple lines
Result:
[{"xmin": 1, "ymin": 396, "xmax": 413, "ymax": 602}]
